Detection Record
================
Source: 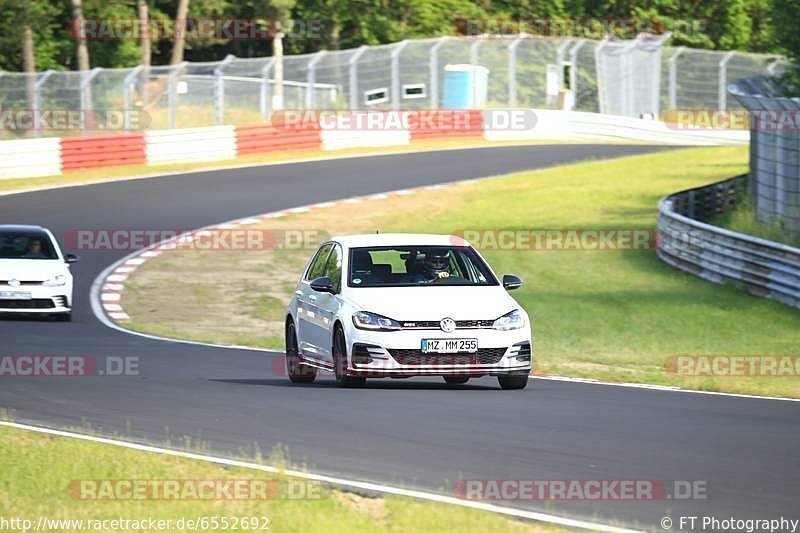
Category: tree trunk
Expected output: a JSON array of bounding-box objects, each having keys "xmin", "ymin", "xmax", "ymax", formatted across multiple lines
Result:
[
  {"xmin": 170, "ymin": 0, "xmax": 190, "ymax": 65},
  {"xmin": 138, "ymin": 0, "xmax": 150, "ymax": 103},
  {"xmin": 138, "ymin": 0, "xmax": 151, "ymax": 68},
  {"xmin": 22, "ymin": 24, "xmax": 36, "ymax": 137},
  {"xmin": 71, "ymin": 0, "xmax": 90, "ymax": 71}
]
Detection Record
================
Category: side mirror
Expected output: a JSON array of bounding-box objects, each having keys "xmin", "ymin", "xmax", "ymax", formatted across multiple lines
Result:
[
  {"xmin": 65, "ymin": 254, "xmax": 79, "ymax": 264},
  {"xmin": 502, "ymin": 274, "xmax": 523, "ymax": 291},
  {"xmin": 310, "ymin": 276, "xmax": 334, "ymax": 293}
]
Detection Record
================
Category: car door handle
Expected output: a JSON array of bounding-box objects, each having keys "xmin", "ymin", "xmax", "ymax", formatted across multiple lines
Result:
[
  {"xmin": 308, "ymin": 294, "xmax": 317, "ymax": 302},
  {"xmin": 295, "ymin": 290, "xmax": 303, "ymax": 297}
]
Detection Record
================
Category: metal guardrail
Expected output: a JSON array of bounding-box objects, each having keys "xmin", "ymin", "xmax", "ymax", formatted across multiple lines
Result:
[{"xmin": 657, "ymin": 175, "xmax": 800, "ymax": 309}]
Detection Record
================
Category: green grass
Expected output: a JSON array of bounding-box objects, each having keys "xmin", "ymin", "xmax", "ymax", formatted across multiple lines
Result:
[
  {"xmin": 0, "ymin": 425, "xmax": 564, "ymax": 533},
  {"xmin": 120, "ymin": 145, "xmax": 800, "ymax": 397},
  {"xmin": 711, "ymin": 191, "xmax": 800, "ymax": 248}
]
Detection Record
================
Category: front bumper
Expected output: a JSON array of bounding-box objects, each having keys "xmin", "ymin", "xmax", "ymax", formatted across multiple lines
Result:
[
  {"xmin": 347, "ymin": 327, "xmax": 532, "ymax": 377},
  {"xmin": 0, "ymin": 286, "xmax": 71, "ymax": 314}
]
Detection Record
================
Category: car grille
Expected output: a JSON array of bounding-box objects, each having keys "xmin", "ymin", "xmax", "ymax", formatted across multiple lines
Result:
[
  {"xmin": 54, "ymin": 296, "xmax": 68, "ymax": 308},
  {"xmin": 387, "ymin": 348, "xmax": 507, "ymax": 366},
  {"xmin": 0, "ymin": 299, "xmax": 55, "ymax": 309},
  {"xmin": 0, "ymin": 280, "xmax": 42, "ymax": 286},
  {"xmin": 398, "ymin": 319, "xmax": 494, "ymax": 329}
]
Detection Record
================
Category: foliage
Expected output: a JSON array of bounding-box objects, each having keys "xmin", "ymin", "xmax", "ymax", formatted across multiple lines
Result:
[{"xmin": 0, "ymin": 0, "xmax": 793, "ymax": 71}]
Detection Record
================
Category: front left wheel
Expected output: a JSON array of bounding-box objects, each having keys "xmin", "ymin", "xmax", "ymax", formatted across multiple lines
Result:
[
  {"xmin": 333, "ymin": 327, "xmax": 365, "ymax": 388},
  {"xmin": 285, "ymin": 320, "xmax": 316, "ymax": 384},
  {"xmin": 498, "ymin": 374, "xmax": 529, "ymax": 390}
]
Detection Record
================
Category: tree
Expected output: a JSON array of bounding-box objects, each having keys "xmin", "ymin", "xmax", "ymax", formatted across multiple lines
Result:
[
  {"xmin": 170, "ymin": 0, "xmax": 190, "ymax": 64},
  {"xmin": 770, "ymin": 0, "xmax": 800, "ymax": 93},
  {"xmin": 71, "ymin": 0, "xmax": 90, "ymax": 71},
  {"xmin": 770, "ymin": 0, "xmax": 800, "ymax": 61},
  {"xmin": 138, "ymin": 0, "xmax": 151, "ymax": 67},
  {"xmin": 0, "ymin": 0, "xmax": 63, "ymax": 71}
]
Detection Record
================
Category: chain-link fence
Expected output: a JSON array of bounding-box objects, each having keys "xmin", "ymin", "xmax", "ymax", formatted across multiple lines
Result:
[
  {"xmin": 0, "ymin": 35, "xmax": 785, "ymax": 139},
  {"xmin": 730, "ymin": 77, "xmax": 800, "ymax": 238}
]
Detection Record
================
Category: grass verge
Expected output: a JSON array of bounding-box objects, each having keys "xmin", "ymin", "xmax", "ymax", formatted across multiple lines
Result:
[
  {"xmin": 0, "ymin": 425, "xmax": 565, "ymax": 533},
  {"xmin": 711, "ymin": 189, "xmax": 800, "ymax": 248},
  {"xmin": 121, "ymin": 145, "xmax": 800, "ymax": 397}
]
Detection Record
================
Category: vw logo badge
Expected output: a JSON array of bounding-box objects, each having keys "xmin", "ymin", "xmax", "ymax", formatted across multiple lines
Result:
[
  {"xmin": 440, "ymin": 317, "xmax": 456, "ymax": 333},
  {"xmin": 8, "ymin": 279, "xmax": 20, "ymax": 287}
]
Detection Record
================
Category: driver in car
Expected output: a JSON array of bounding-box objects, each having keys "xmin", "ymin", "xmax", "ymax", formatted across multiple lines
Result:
[
  {"xmin": 22, "ymin": 238, "xmax": 47, "ymax": 259},
  {"xmin": 411, "ymin": 248, "xmax": 452, "ymax": 283}
]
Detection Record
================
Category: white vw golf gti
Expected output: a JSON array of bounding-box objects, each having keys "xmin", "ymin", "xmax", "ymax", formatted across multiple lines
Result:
[
  {"xmin": 0, "ymin": 225, "xmax": 77, "ymax": 321},
  {"xmin": 285, "ymin": 234, "xmax": 532, "ymax": 388}
]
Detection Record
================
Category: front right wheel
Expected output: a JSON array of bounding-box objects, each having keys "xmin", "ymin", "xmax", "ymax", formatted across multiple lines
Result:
[{"xmin": 498, "ymin": 374, "xmax": 529, "ymax": 390}]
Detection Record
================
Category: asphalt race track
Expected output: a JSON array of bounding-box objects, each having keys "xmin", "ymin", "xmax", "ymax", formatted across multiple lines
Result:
[{"xmin": 2, "ymin": 145, "xmax": 798, "ymax": 531}]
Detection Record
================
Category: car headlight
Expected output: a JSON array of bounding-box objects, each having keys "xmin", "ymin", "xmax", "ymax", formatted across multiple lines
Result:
[
  {"xmin": 352, "ymin": 311, "xmax": 401, "ymax": 331},
  {"xmin": 42, "ymin": 275, "xmax": 67, "ymax": 287},
  {"xmin": 492, "ymin": 309, "xmax": 524, "ymax": 331}
]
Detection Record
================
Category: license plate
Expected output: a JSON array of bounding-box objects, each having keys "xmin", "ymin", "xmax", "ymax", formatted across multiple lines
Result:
[
  {"xmin": 421, "ymin": 338, "xmax": 478, "ymax": 354},
  {"xmin": 0, "ymin": 291, "xmax": 31, "ymax": 300}
]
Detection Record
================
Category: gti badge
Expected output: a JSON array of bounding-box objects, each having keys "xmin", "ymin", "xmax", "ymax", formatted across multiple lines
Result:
[{"xmin": 439, "ymin": 317, "xmax": 456, "ymax": 333}]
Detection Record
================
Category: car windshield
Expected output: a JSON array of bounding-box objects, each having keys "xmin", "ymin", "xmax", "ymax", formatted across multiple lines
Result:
[
  {"xmin": 348, "ymin": 245, "xmax": 498, "ymax": 287},
  {"xmin": 0, "ymin": 231, "xmax": 59, "ymax": 260}
]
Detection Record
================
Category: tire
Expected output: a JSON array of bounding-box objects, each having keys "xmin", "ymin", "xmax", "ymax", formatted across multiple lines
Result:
[
  {"xmin": 498, "ymin": 374, "xmax": 529, "ymax": 390},
  {"xmin": 333, "ymin": 327, "xmax": 365, "ymax": 388},
  {"xmin": 443, "ymin": 376, "xmax": 469, "ymax": 385},
  {"xmin": 285, "ymin": 320, "xmax": 315, "ymax": 384}
]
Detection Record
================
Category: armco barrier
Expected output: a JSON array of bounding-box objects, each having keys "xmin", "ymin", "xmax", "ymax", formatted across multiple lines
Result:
[
  {"xmin": 657, "ymin": 175, "xmax": 800, "ymax": 309},
  {"xmin": 0, "ymin": 137, "xmax": 61, "ymax": 179},
  {"xmin": 235, "ymin": 124, "xmax": 321, "ymax": 155},
  {"xmin": 60, "ymin": 133, "xmax": 146, "ymax": 171},
  {"xmin": 411, "ymin": 110, "xmax": 484, "ymax": 141},
  {"xmin": 146, "ymin": 126, "xmax": 237, "ymax": 165}
]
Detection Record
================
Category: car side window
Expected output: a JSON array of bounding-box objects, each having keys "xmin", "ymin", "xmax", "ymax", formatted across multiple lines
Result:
[
  {"xmin": 305, "ymin": 243, "xmax": 333, "ymax": 281},
  {"xmin": 323, "ymin": 243, "xmax": 343, "ymax": 293}
]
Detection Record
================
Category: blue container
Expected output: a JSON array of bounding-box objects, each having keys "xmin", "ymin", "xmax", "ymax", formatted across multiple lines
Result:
[{"xmin": 441, "ymin": 64, "xmax": 489, "ymax": 109}]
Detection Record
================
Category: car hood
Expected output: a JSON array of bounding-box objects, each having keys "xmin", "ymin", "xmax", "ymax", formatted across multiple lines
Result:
[
  {"xmin": 343, "ymin": 285, "xmax": 520, "ymax": 321},
  {"xmin": 0, "ymin": 259, "xmax": 67, "ymax": 281}
]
